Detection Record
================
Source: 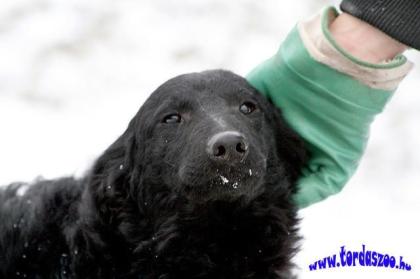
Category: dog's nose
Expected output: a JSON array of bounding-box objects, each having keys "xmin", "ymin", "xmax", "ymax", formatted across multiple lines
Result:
[{"xmin": 207, "ymin": 131, "xmax": 249, "ymax": 164}]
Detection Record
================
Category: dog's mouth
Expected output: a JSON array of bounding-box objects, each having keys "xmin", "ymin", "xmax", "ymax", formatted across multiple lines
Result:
[
  {"xmin": 177, "ymin": 162, "xmax": 266, "ymax": 203},
  {"xmin": 210, "ymin": 166, "xmax": 260, "ymax": 189}
]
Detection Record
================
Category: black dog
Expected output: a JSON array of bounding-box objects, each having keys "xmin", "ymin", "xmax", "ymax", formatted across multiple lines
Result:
[{"xmin": 0, "ymin": 70, "xmax": 307, "ymax": 279}]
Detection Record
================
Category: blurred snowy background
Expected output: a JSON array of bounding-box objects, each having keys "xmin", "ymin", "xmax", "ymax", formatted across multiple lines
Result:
[{"xmin": 0, "ymin": 0, "xmax": 418, "ymax": 278}]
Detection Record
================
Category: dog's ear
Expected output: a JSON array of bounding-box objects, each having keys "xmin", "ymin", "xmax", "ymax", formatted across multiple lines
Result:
[
  {"xmin": 90, "ymin": 127, "xmax": 137, "ymax": 183},
  {"xmin": 264, "ymin": 98, "xmax": 308, "ymax": 185},
  {"xmin": 86, "ymin": 117, "xmax": 141, "ymax": 224}
]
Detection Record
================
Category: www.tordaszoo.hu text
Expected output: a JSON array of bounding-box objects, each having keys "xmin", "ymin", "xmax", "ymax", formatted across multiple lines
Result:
[{"xmin": 309, "ymin": 245, "xmax": 411, "ymax": 271}]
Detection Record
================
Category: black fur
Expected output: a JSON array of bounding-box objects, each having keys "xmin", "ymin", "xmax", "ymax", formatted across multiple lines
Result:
[{"xmin": 0, "ymin": 70, "xmax": 307, "ymax": 279}]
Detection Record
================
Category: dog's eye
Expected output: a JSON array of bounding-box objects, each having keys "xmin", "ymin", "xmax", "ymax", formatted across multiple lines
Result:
[
  {"xmin": 162, "ymin": 113, "xmax": 182, "ymax": 124},
  {"xmin": 239, "ymin": 102, "xmax": 257, "ymax": 115}
]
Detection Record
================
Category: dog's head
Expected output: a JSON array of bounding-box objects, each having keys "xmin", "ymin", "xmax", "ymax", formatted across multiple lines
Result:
[
  {"xmin": 82, "ymin": 69, "xmax": 306, "ymax": 278},
  {"xmin": 89, "ymin": 70, "xmax": 306, "ymax": 207}
]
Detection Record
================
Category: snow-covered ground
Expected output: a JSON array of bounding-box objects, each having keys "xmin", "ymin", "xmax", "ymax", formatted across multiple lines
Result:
[{"xmin": 0, "ymin": 0, "xmax": 418, "ymax": 278}]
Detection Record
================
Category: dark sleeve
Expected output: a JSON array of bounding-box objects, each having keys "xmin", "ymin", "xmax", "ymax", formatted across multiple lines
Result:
[{"xmin": 340, "ymin": 0, "xmax": 420, "ymax": 50}]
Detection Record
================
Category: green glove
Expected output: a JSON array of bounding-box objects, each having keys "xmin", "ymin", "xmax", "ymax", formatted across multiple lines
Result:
[{"xmin": 246, "ymin": 23, "xmax": 400, "ymax": 208}]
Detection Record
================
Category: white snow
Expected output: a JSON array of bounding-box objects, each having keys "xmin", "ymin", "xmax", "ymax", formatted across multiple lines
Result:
[
  {"xmin": 219, "ymin": 175, "xmax": 229, "ymax": 184},
  {"xmin": 16, "ymin": 184, "xmax": 30, "ymax": 197},
  {"xmin": 0, "ymin": 1, "xmax": 419, "ymax": 278}
]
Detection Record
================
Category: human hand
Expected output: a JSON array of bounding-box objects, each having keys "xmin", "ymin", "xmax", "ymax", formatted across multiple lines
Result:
[{"xmin": 330, "ymin": 12, "xmax": 408, "ymax": 64}]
